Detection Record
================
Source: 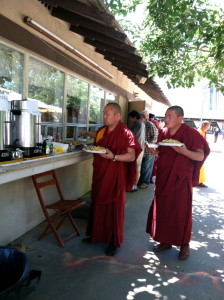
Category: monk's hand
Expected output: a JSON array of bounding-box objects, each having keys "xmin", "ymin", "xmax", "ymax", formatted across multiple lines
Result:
[
  {"xmin": 78, "ymin": 130, "xmax": 86, "ymax": 137},
  {"xmin": 148, "ymin": 148, "xmax": 159, "ymax": 156},
  {"xmin": 171, "ymin": 144, "xmax": 187, "ymax": 154},
  {"xmin": 99, "ymin": 148, "xmax": 113, "ymax": 159}
]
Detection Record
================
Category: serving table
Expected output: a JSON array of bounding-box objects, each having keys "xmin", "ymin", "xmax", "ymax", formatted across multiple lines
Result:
[{"xmin": 0, "ymin": 151, "xmax": 92, "ymax": 184}]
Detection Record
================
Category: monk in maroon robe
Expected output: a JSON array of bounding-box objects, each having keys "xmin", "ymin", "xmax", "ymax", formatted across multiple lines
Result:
[
  {"xmin": 84, "ymin": 103, "xmax": 141, "ymax": 256},
  {"xmin": 146, "ymin": 106, "xmax": 210, "ymax": 260}
]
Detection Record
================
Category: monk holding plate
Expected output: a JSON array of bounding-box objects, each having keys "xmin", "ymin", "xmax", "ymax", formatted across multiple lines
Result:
[
  {"xmin": 83, "ymin": 103, "xmax": 141, "ymax": 256},
  {"xmin": 146, "ymin": 106, "xmax": 210, "ymax": 260}
]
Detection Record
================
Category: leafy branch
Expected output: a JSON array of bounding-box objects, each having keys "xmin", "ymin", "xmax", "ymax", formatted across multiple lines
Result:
[{"xmin": 105, "ymin": 0, "xmax": 224, "ymax": 92}]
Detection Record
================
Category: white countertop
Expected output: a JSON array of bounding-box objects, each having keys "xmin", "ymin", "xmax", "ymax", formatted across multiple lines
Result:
[{"xmin": 0, "ymin": 151, "xmax": 92, "ymax": 184}]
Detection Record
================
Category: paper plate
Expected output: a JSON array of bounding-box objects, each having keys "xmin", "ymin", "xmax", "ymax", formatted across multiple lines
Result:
[
  {"xmin": 83, "ymin": 149, "xmax": 107, "ymax": 154},
  {"xmin": 158, "ymin": 142, "xmax": 183, "ymax": 147},
  {"xmin": 146, "ymin": 143, "xmax": 159, "ymax": 148}
]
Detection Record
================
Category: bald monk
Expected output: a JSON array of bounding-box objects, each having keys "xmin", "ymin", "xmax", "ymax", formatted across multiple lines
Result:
[
  {"xmin": 146, "ymin": 106, "xmax": 210, "ymax": 260},
  {"xmin": 83, "ymin": 103, "xmax": 141, "ymax": 256}
]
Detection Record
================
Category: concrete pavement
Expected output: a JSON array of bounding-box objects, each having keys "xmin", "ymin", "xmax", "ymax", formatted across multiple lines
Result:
[{"xmin": 9, "ymin": 139, "xmax": 224, "ymax": 300}]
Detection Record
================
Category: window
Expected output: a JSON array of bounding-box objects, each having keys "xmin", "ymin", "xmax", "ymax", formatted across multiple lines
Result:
[
  {"xmin": 0, "ymin": 43, "xmax": 23, "ymax": 99},
  {"xmin": 28, "ymin": 57, "xmax": 64, "ymax": 123},
  {"xmin": 0, "ymin": 41, "xmax": 117, "ymax": 142},
  {"xmin": 89, "ymin": 85, "xmax": 105, "ymax": 124},
  {"xmin": 67, "ymin": 75, "xmax": 88, "ymax": 124}
]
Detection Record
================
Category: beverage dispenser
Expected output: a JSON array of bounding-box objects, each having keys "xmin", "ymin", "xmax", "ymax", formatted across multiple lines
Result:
[{"xmin": 11, "ymin": 99, "xmax": 43, "ymax": 157}]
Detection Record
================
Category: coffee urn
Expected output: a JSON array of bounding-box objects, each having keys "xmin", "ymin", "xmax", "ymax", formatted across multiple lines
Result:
[{"xmin": 11, "ymin": 99, "xmax": 42, "ymax": 157}]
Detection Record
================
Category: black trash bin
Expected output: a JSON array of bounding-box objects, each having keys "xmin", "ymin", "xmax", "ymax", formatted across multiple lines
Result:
[{"xmin": 0, "ymin": 247, "xmax": 41, "ymax": 299}]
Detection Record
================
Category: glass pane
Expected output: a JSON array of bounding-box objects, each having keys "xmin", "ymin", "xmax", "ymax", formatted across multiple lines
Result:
[
  {"xmin": 105, "ymin": 92, "xmax": 116, "ymax": 105},
  {"xmin": 28, "ymin": 57, "xmax": 64, "ymax": 123},
  {"xmin": 66, "ymin": 126, "xmax": 76, "ymax": 139},
  {"xmin": 67, "ymin": 75, "xmax": 88, "ymax": 123},
  {"xmin": 89, "ymin": 85, "xmax": 104, "ymax": 124},
  {"xmin": 0, "ymin": 42, "xmax": 23, "ymax": 100}
]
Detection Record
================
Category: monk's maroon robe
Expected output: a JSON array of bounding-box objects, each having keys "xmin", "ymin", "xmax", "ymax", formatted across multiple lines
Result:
[
  {"xmin": 86, "ymin": 121, "xmax": 141, "ymax": 247},
  {"xmin": 146, "ymin": 123, "xmax": 210, "ymax": 246}
]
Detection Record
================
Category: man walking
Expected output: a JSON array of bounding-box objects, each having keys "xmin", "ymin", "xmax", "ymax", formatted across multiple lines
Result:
[
  {"xmin": 128, "ymin": 110, "xmax": 145, "ymax": 192},
  {"xmin": 138, "ymin": 113, "xmax": 158, "ymax": 189}
]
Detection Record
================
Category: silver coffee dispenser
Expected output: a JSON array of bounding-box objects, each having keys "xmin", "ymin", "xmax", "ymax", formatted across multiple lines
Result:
[
  {"xmin": 0, "ymin": 94, "xmax": 10, "ymax": 161},
  {"xmin": 11, "ymin": 99, "xmax": 42, "ymax": 157}
]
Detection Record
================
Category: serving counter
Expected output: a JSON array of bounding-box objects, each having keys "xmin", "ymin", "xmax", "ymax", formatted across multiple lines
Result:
[{"xmin": 0, "ymin": 150, "xmax": 92, "ymax": 184}]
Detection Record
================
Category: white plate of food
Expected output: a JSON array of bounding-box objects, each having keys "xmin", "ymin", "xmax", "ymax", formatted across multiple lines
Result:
[
  {"xmin": 158, "ymin": 139, "xmax": 183, "ymax": 147},
  {"xmin": 83, "ymin": 146, "xmax": 107, "ymax": 153}
]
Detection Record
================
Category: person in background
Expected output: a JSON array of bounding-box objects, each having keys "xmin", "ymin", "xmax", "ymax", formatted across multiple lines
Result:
[
  {"xmin": 128, "ymin": 110, "xmax": 145, "ymax": 192},
  {"xmin": 146, "ymin": 106, "xmax": 210, "ymax": 260},
  {"xmin": 138, "ymin": 113, "xmax": 158, "ymax": 189},
  {"xmin": 148, "ymin": 113, "xmax": 160, "ymax": 184},
  {"xmin": 83, "ymin": 103, "xmax": 141, "ymax": 256},
  {"xmin": 141, "ymin": 109, "xmax": 150, "ymax": 121},
  {"xmin": 197, "ymin": 121, "xmax": 210, "ymax": 188},
  {"xmin": 158, "ymin": 118, "xmax": 165, "ymax": 129},
  {"xmin": 214, "ymin": 126, "xmax": 220, "ymax": 143},
  {"xmin": 149, "ymin": 113, "xmax": 159, "ymax": 129}
]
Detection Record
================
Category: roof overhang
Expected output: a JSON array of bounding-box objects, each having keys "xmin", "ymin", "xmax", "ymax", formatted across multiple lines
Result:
[{"xmin": 35, "ymin": 0, "xmax": 170, "ymax": 106}]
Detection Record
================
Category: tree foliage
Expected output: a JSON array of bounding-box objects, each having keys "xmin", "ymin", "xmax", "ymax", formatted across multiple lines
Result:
[
  {"xmin": 105, "ymin": 0, "xmax": 142, "ymax": 16},
  {"xmin": 105, "ymin": 0, "xmax": 224, "ymax": 92}
]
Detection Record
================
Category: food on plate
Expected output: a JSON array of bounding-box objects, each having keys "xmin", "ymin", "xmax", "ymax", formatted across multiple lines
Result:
[
  {"xmin": 84, "ymin": 145, "xmax": 107, "ymax": 153},
  {"xmin": 77, "ymin": 138, "xmax": 94, "ymax": 144},
  {"xmin": 65, "ymin": 140, "xmax": 94, "ymax": 147},
  {"xmin": 160, "ymin": 139, "xmax": 182, "ymax": 144},
  {"xmin": 65, "ymin": 141, "xmax": 83, "ymax": 146},
  {"xmin": 86, "ymin": 138, "xmax": 94, "ymax": 142}
]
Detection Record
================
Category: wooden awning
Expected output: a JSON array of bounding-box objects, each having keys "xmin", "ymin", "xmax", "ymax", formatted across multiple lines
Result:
[{"xmin": 37, "ymin": 0, "xmax": 170, "ymax": 106}]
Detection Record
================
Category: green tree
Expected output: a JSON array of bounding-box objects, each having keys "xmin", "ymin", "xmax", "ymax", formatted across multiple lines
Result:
[{"xmin": 105, "ymin": 0, "xmax": 224, "ymax": 92}]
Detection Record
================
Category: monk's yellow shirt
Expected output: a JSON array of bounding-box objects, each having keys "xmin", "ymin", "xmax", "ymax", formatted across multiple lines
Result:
[{"xmin": 96, "ymin": 127, "xmax": 107, "ymax": 143}]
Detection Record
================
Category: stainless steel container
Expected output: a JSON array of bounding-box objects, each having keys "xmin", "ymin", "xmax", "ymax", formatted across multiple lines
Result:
[
  {"xmin": 19, "ymin": 101, "xmax": 37, "ymax": 148},
  {"xmin": 0, "ymin": 110, "xmax": 5, "ymax": 150},
  {"xmin": 11, "ymin": 100, "xmax": 36, "ymax": 148},
  {"xmin": 35, "ymin": 114, "xmax": 42, "ymax": 144},
  {"xmin": 4, "ymin": 111, "xmax": 11, "ymax": 147}
]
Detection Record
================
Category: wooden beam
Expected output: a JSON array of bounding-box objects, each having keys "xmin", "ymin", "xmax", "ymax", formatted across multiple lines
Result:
[
  {"xmin": 84, "ymin": 38, "xmax": 142, "ymax": 62},
  {"xmin": 38, "ymin": 0, "xmax": 115, "ymax": 25},
  {"xmin": 52, "ymin": 7, "xmax": 127, "ymax": 41},
  {"xmin": 96, "ymin": 49, "xmax": 146, "ymax": 69},
  {"xmin": 111, "ymin": 63, "xmax": 148, "ymax": 78},
  {"xmin": 70, "ymin": 25, "xmax": 136, "ymax": 53}
]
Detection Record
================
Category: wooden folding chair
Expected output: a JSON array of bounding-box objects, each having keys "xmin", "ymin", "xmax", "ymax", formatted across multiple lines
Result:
[{"xmin": 32, "ymin": 170, "xmax": 86, "ymax": 247}]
